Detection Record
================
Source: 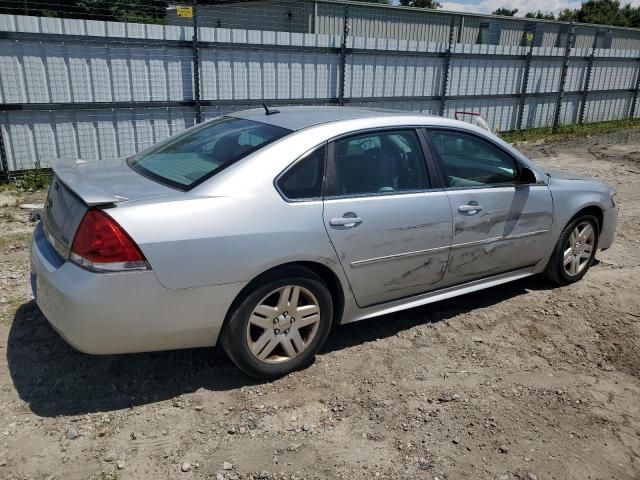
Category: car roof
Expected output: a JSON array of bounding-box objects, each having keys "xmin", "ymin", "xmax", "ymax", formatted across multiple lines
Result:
[{"xmin": 228, "ymin": 106, "xmax": 439, "ymax": 131}]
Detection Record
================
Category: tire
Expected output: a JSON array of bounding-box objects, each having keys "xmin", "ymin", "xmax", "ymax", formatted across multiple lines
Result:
[
  {"xmin": 220, "ymin": 266, "xmax": 333, "ymax": 379},
  {"xmin": 544, "ymin": 214, "xmax": 600, "ymax": 286}
]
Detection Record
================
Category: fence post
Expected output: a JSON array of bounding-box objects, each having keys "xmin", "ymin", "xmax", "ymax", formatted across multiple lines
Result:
[
  {"xmin": 629, "ymin": 57, "xmax": 640, "ymax": 119},
  {"xmin": 439, "ymin": 16, "xmax": 457, "ymax": 117},
  {"xmin": 578, "ymin": 28, "xmax": 598, "ymax": 125},
  {"xmin": 516, "ymin": 24, "xmax": 536, "ymax": 130},
  {"xmin": 0, "ymin": 126, "xmax": 9, "ymax": 180},
  {"xmin": 338, "ymin": 5, "xmax": 349, "ymax": 106},
  {"xmin": 192, "ymin": 0, "xmax": 203, "ymax": 123},
  {"xmin": 552, "ymin": 23, "xmax": 575, "ymax": 133}
]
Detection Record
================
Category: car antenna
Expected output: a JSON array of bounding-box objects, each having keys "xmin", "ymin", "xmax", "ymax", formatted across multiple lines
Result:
[{"xmin": 262, "ymin": 103, "xmax": 280, "ymax": 116}]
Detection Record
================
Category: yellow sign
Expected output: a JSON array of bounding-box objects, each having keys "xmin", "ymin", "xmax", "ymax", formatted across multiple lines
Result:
[{"xmin": 176, "ymin": 6, "xmax": 193, "ymax": 18}]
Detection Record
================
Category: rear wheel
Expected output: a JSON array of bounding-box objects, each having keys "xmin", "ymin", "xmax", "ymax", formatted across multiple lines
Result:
[
  {"xmin": 545, "ymin": 214, "xmax": 599, "ymax": 285},
  {"xmin": 220, "ymin": 267, "xmax": 333, "ymax": 379}
]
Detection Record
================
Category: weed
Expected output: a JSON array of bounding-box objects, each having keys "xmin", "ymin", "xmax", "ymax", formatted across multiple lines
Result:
[
  {"xmin": 501, "ymin": 118, "xmax": 640, "ymax": 144},
  {"xmin": 11, "ymin": 161, "xmax": 51, "ymax": 192},
  {"xmin": 0, "ymin": 210, "xmax": 14, "ymax": 222},
  {"xmin": 0, "ymin": 232, "xmax": 32, "ymax": 249}
]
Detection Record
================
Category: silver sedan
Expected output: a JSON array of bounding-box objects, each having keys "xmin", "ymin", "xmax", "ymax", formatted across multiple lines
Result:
[{"xmin": 30, "ymin": 107, "xmax": 618, "ymax": 378}]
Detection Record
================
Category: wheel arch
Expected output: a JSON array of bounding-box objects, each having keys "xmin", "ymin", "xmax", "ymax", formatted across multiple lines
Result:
[
  {"xmin": 567, "ymin": 204, "xmax": 604, "ymax": 232},
  {"xmin": 222, "ymin": 261, "xmax": 346, "ymax": 331},
  {"xmin": 536, "ymin": 202, "xmax": 606, "ymax": 275}
]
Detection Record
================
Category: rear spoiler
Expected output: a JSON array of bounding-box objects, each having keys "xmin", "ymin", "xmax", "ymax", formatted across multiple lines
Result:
[{"xmin": 51, "ymin": 158, "xmax": 127, "ymax": 206}]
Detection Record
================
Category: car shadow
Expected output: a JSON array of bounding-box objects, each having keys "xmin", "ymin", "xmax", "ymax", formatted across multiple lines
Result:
[
  {"xmin": 322, "ymin": 275, "xmax": 554, "ymax": 353},
  {"xmin": 7, "ymin": 275, "xmax": 554, "ymax": 417}
]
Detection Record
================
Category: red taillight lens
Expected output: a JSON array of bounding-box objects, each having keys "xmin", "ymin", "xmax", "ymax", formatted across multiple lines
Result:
[{"xmin": 70, "ymin": 209, "xmax": 148, "ymax": 271}]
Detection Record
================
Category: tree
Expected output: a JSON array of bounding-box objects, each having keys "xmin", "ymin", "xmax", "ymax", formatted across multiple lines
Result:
[
  {"xmin": 573, "ymin": 0, "xmax": 625, "ymax": 25},
  {"xmin": 620, "ymin": 4, "xmax": 640, "ymax": 27},
  {"xmin": 399, "ymin": 0, "xmax": 442, "ymax": 9},
  {"xmin": 5, "ymin": 0, "xmax": 167, "ymax": 23},
  {"xmin": 492, "ymin": 8, "xmax": 518, "ymax": 16},
  {"xmin": 525, "ymin": 11, "xmax": 556, "ymax": 20},
  {"xmin": 555, "ymin": 0, "xmax": 640, "ymax": 28}
]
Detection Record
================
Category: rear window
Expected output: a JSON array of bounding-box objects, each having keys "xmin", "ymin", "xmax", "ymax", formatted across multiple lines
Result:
[{"xmin": 127, "ymin": 117, "xmax": 291, "ymax": 190}]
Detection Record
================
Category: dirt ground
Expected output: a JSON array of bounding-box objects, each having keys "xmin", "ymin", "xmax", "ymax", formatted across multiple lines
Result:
[{"xmin": 0, "ymin": 130, "xmax": 639, "ymax": 480}]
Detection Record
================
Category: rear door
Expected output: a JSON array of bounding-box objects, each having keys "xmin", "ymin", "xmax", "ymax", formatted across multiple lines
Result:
[
  {"xmin": 321, "ymin": 128, "xmax": 453, "ymax": 307},
  {"xmin": 424, "ymin": 128, "xmax": 553, "ymax": 285}
]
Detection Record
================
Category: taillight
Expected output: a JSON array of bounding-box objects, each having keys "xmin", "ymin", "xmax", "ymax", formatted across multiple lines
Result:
[{"xmin": 70, "ymin": 209, "xmax": 148, "ymax": 272}]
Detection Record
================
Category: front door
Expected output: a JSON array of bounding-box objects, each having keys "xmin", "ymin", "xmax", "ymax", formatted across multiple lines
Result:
[
  {"xmin": 322, "ymin": 129, "xmax": 453, "ymax": 307},
  {"xmin": 425, "ymin": 128, "xmax": 553, "ymax": 285}
]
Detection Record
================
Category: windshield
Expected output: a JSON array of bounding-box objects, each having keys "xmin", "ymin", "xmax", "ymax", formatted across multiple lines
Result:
[{"xmin": 127, "ymin": 117, "xmax": 291, "ymax": 190}]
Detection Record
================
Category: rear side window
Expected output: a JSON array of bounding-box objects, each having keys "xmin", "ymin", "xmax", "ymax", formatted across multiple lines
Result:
[
  {"xmin": 127, "ymin": 117, "xmax": 291, "ymax": 190},
  {"xmin": 327, "ymin": 129, "xmax": 429, "ymax": 196},
  {"xmin": 427, "ymin": 130, "xmax": 519, "ymax": 188},
  {"xmin": 277, "ymin": 146, "xmax": 325, "ymax": 201}
]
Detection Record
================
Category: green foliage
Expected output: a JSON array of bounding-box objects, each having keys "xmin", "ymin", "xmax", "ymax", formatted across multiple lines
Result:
[
  {"xmin": 12, "ymin": 161, "xmax": 51, "ymax": 193},
  {"xmin": 492, "ymin": 8, "xmax": 518, "ymax": 16},
  {"xmin": 496, "ymin": 0, "xmax": 640, "ymax": 26},
  {"xmin": 556, "ymin": 0, "xmax": 640, "ymax": 27},
  {"xmin": 4, "ymin": 0, "xmax": 167, "ymax": 24},
  {"xmin": 525, "ymin": 11, "xmax": 556, "ymax": 20},
  {"xmin": 399, "ymin": 0, "xmax": 442, "ymax": 9}
]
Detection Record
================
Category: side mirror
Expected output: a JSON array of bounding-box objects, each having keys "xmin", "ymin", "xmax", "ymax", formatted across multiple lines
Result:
[{"xmin": 519, "ymin": 167, "xmax": 537, "ymax": 185}]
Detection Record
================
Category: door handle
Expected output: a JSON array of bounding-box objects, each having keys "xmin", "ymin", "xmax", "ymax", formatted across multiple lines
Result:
[
  {"xmin": 458, "ymin": 204, "xmax": 483, "ymax": 214},
  {"xmin": 330, "ymin": 215, "xmax": 364, "ymax": 228}
]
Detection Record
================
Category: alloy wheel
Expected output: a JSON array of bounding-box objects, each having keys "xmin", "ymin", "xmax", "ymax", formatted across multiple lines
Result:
[
  {"xmin": 246, "ymin": 285, "xmax": 321, "ymax": 364},
  {"xmin": 563, "ymin": 221, "xmax": 595, "ymax": 276}
]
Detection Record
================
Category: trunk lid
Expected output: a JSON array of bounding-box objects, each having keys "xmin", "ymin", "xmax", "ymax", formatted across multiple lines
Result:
[{"xmin": 43, "ymin": 157, "xmax": 178, "ymax": 256}]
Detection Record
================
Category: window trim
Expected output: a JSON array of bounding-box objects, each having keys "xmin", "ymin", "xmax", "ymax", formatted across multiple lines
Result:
[
  {"xmin": 415, "ymin": 128, "xmax": 444, "ymax": 190},
  {"xmin": 323, "ymin": 127, "xmax": 437, "ymax": 201},
  {"xmin": 422, "ymin": 127, "xmax": 530, "ymax": 191},
  {"xmin": 274, "ymin": 143, "xmax": 327, "ymax": 203}
]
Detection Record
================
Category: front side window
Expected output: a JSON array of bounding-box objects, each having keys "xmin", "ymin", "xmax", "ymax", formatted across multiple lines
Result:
[
  {"xmin": 128, "ymin": 117, "xmax": 291, "ymax": 190},
  {"xmin": 277, "ymin": 146, "xmax": 325, "ymax": 200},
  {"xmin": 427, "ymin": 130, "xmax": 519, "ymax": 188},
  {"xmin": 327, "ymin": 130, "xmax": 429, "ymax": 196}
]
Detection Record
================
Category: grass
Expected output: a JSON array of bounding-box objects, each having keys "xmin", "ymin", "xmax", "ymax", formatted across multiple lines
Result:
[
  {"xmin": 501, "ymin": 118, "xmax": 640, "ymax": 144},
  {"xmin": 0, "ymin": 210, "xmax": 15, "ymax": 222},
  {"xmin": 0, "ymin": 232, "xmax": 32, "ymax": 250}
]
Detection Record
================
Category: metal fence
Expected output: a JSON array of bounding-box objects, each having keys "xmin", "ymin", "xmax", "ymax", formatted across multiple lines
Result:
[{"xmin": 1, "ymin": 0, "xmax": 640, "ymax": 175}]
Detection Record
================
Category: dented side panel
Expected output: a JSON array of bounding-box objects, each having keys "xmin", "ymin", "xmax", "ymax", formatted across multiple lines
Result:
[
  {"xmin": 322, "ymin": 191, "xmax": 453, "ymax": 307},
  {"xmin": 443, "ymin": 185, "xmax": 554, "ymax": 284}
]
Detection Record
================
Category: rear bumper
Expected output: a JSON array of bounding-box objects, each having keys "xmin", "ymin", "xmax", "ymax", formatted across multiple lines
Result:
[
  {"xmin": 30, "ymin": 222, "xmax": 244, "ymax": 354},
  {"xmin": 599, "ymin": 205, "xmax": 617, "ymax": 250}
]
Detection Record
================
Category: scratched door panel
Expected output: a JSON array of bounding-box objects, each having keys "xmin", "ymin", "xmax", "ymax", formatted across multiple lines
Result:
[
  {"xmin": 443, "ymin": 185, "xmax": 553, "ymax": 285},
  {"xmin": 322, "ymin": 192, "xmax": 453, "ymax": 307}
]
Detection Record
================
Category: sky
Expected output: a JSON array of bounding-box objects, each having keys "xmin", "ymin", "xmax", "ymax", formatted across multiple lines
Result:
[{"xmin": 423, "ymin": 0, "xmax": 640, "ymax": 15}]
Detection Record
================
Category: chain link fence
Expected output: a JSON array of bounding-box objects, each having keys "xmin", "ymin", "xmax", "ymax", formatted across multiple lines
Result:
[{"xmin": 1, "ymin": 0, "xmax": 640, "ymax": 175}]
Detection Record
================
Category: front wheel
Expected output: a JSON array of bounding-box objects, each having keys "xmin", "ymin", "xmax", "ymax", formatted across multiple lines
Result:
[
  {"xmin": 545, "ymin": 214, "xmax": 599, "ymax": 285},
  {"xmin": 220, "ymin": 267, "xmax": 333, "ymax": 379}
]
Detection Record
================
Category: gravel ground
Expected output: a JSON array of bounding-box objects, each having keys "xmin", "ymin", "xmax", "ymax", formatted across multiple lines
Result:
[{"xmin": 0, "ymin": 131, "xmax": 638, "ymax": 480}]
